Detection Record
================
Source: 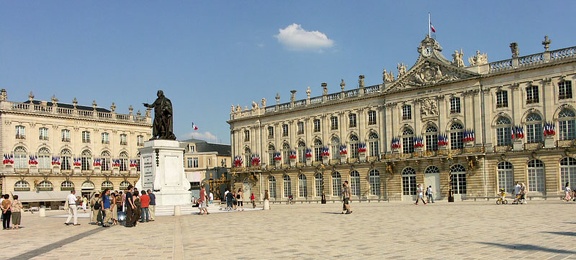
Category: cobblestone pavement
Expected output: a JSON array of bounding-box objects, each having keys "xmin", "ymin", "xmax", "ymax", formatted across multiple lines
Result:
[{"xmin": 2, "ymin": 200, "xmax": 575, "ymax": 260}]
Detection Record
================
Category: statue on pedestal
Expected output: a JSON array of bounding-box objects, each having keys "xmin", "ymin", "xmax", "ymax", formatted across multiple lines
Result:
[{"xmin": 143, "ymin": 90, "xmax": 176, "ymax": 140}]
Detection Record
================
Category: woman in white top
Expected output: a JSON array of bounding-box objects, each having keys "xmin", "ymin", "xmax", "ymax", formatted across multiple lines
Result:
[
  {"xmin": 415, "ymin": 184, "xmax": 427, "ymax": 205},
  {"xmin": 564, "ymin": 182, "xmax": 572, "ymax": 202}
]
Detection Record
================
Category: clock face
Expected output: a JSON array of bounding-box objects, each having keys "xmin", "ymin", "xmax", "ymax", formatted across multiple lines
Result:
[{"xmin": 422, "ymin": 46, "xmax": 432, "ymax": 57}]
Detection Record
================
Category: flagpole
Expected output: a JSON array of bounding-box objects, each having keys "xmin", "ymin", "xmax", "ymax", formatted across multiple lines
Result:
[{"xmin": 428, "ymin": 13, "xmax": 431, "ymax": 38}]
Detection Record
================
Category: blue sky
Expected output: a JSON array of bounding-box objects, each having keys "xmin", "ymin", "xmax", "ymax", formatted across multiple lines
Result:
[{"xmin": 2, "ymin": 1, "xmax": 575, "ymax": 144}]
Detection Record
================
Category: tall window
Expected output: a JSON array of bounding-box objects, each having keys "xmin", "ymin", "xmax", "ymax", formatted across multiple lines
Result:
[
  {"xmin": 369, "ymin": 169, "xmax": 381, "ymax": 196},
  {"xmin": 119, "ymin": 151, "xmax": 128, "ymax": 171},
  {"xmin": 244, "ymin": 130, "xmax": 250, "ymax": 141},
  {"xmin": 38, "ymin": 180, "xmax": 53, "ymax": 191},
  {"xmin": 450, "ymin": 122, "xmax": 464, "ymax": 150},
  {"xmin": 368, "ymin": 110, "xmax": 377, "ymax": 125},
  {"xmin": 330, "ymin": 116, "xmax": 339, "ymax": 130},
  {"xmin": 313, "ymin": 139, "xmax": 323, "ymax": 162},
  {"xmin": 38, "ymin": 147, "xmax": 51, "ymax": 169},
  {"xmin": 349, "ymin": 134, "xmax": 359, "ymax": 159},
  {"xmin": 120, "ymin": 134, "xmax": 127, "ymax": 145},
  {"xmin": 525, "ymin": 113, "xmax": 543, "ymax": 143},
  {"xmin": 496, "ymin": 116, "xmax": 512, "ymax": 146},
  {"xmin": 402, "ymin": 167, "xmax": 417, "ymax": 195},
  {"xmin": 16, "ymin": 125, "xmax": 26, "ymax": 139},
  {"xmin": 81, "ymin": 150, "xmax": 92, "ymax": 171},
  {"xmin": 402, "ymin": 105, "xmax": 412, "ymax": 120},
  {"xmin": 368, "ymin": 132, "xmax": 379, "ymax": 157},
  {"xmin": 283, "ymin": 175, "xmax": 292, "ymax": 198},
  {"xmin": 61, "ymin": 129, "xmax": 70, "ymax": 142},
  {"xmin": 350, "ymin": 171, "xmax": 360, "ymax": 196},
  {"xmin": 349, "ymin": 113, "xmax": 357, "ymax": 128},
  {"xmin": 14, "ymin": 146, "xmax": 27, "ymax": 169},
  {"xmin": 298, "ymin": 174, "xmax": 307, "ymax": 198},
  {"xmin": 297, "ymin": 122, "xmax": 304, "ymax": 135},
  {"xmin": 61, "ymin": 149, "xmax": 72, "ymax": 170},
  {"xmin": 101, "ymin": 132, "xmax": 110, "ymax": 144},
  {"xmin": 559, "ymin": 109, "xmax": 576, "ymax": 140},
  {"xmin": 331, "ymin": 136, "xmax": 341, "ymax": 160},
  {"xmin": 119, "ymin": 181, "xmax": 131, "ymax": 190},
  {"xmin": 268, "ymin": 126, "xmax": 274, "ymax": 138},
  {"xmin": 39, "ymin": 127, "xmax": 49, "ymax": 140},
  {"xmin": 61, "ymin": 181, "xmax": 74, "ymax": 191},
  {"xmin": 497, "ymin": 161, "xmax": 514, "ymax": 194},
  {"xmin": 331, "ymin": 172, "xmax": 341, "ymax": 196},
  {"xmin": 101, "ymin": 181, "xmax": 114, "ymax": 190},
  {"xmin": 526, "ymin": 84, "xmax": 539, "ymax": 104},
  {"xmin": 137, "ymin": 135, "xmax": 144, "ymax": 146},
  {"xmin": 297, "ymin": 141, "xmax": 306, "ymax": 163},
  {"xmin": 14, "ymin": 180, "xmax": 30, "ymax": 191},
  {"xmin": 282, "ymin": 143, "xmax": 290, "ymax": 165},
  {"xmin": 267, "ymin": 144, "xmax": 276, "ymax": 166},
  {"xmin": 496, "ymin": 90, "xmax": 508, "ymax": 108},
  {"xmin": 402, "ymin": 128, "xmax": 414, "ymax": 154},
  {"xmin": 282, "ymin": 124, "xmax": 289, "ymax": 137},
  {"xmin": 527, "ymin": 159, "xmax": 545, "ymax": 193},
  {"xmin": 101, "ymin": 151, "xmax": 111, "ymax": 171},
  {"xmin": 244, "ymin": 147, "xmax": 252, "ymax": 167},
  {"xmin": 425, "ymin": 125, "xmax": 438, "ymax": 151},
  {"xmin": 268, "ymin": 176, "xmax": 277, "ymax": 199},
  {"xmin": 315, "ymin": 173, "xmax": 323, "ymax": 197},
  {"xmin": 82, "ymin": 131, "xmax": 91, "ymax": 143},
  {"xmin": 450, "ymin": 164, "xmax": 467, "ymax": 194},
  {"xmin": 560, "ymin": 157, "xmax": 576, "ymax": 189},
  {"xmin": 450, "ymin": 97, "xmax": 461, "ymax": 114},
  {"xmin": 313, "ymin": 119, "xmax": 321, "ymax": 132},
  {"xmin": 558, "ymin": 81, "xmax": 572, "ymax": 100}
]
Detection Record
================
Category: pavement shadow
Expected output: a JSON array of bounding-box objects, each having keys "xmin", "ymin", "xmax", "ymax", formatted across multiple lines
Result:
[
  {"xmin": 322, "ymin": 212, "xmax": 347, "ymax": 215},
  {"xmin": 477, "ymin": 242, "xmax": 576, "ymax": 255},
  {"xmin": 543, "ymin": 231, "xmax": 576, "ymax": 237}
]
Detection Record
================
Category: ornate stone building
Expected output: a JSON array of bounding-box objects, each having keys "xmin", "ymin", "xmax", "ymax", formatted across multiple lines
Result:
[
  {"xmin": 0, "ymin": 90, "xmax": 152, "ymax": 206},
  {"xmin": 228, "ymin": 35, "xmax": 576, "ymax": 202}
]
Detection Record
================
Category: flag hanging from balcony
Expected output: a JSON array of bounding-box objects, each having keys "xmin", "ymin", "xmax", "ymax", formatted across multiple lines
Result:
[
  {"xmin": 305, "ymin": 148, "xmax": 313, "ymax": 158},
  {"xmin": 358, "ymin": 143, "xmax": 367, "ymax": 153},
  {"xmin": 233, "ymin": 155, "xmax": 243, "ymax": 167},
  {"xmin": 321, "ymin": 147, "xmax": 330, "ymax": 157},
  {"xmin": 339, "ymin": 145, "xmax": 347, "ymax": 155},
  {"xmin": 273, "ymin": 152, "xmax": 282, "ymax": 161},
  {"xmin": 391, "ymin": 137, "xmax": 401, "ymax": 149}
]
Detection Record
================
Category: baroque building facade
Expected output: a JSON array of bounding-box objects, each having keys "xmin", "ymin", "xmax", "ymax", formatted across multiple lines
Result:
[
  {"xmin": 0, "ymin": 90, "xmax": 152, "ymax": 206},
  {"xmin": 228, "ymin": 35, "xmax": 576, "ymax": 202}
]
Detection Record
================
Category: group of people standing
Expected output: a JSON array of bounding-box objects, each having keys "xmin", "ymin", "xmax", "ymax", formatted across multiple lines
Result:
[
  {"xmin": 1, "ymin": 194, "xmax": 23, "ymax": 230},
  {"xmin": 223, "ymin": 187, "xmax": 245, "ymax": 211}
]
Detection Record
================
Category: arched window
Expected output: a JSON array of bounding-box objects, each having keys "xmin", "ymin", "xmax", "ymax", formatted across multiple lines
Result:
[
  {"xmin": 425, "ymin": 125, "xmax": 438, "ymax": 151},
  {"xmin": 496, "ymin": 116, "xmax": 512, "ymax": 146},
  {"xmin": 61, "ymin": 180, "xmax": 74, "ymax": 191},
  {"xmin": 61, "ymin": 149, "xmax": 72, "ymax": 170},
  {"xmin": 402, "ymin": 128, "xmax": 415, "ymax": 154},
  {"xmin": 81, "ymin": 181, "xmax": 95, "ymax": 190},
  {"xmin": 314, "ymin": 173, "xmax": 323, "ymax": 197},
  {"xmin": 497, "ymin": 161, "xmax": 514, "ymax": 194},
  {"xmin": 331, "ymin": 136, "xmax": 341, "ymax": 160},
  {"xmin": 119, "ymin": 181, "xmax": 131, "ymax": 190},
  {"xmin": 350, "ymin": 170, "xmax": 360, "ymax": 196},
  {"xmin": 14, "ymin": 180, "xmax": 30, "ymax": 191},
  {"xmin": 527, "ymin": 159, "xmax": 545, "ymax": 192},
  {"xmin": 314, "ymin": 139, "xmax": 323, "ymax": 162},
  {"xmin": 450, "ymin": 123, "xmax": 464, "ymax": 150},
  {"xmin": 119, "ymin": 151, "xmax": 129, "ymax": 171},
  {"xmin": 81, "ymin": 149, "xmax": 92, "ymax": 171},
  {"xmin": 38, "ymin": 147, "xmax": 51, "ymax": 169},
  {"xmin": 267, "ymin": 144, "xmax": 275, "ymax": 166},
  {"xmin": 282, "ymin": 142, "xmax": 290, "ymax": 165},
  {"xmin": 297, "ymin": 141, "xmax": 306, "ymax": 164},
  {"xmin": 14, "ymin": 146, "xmax": 27, "ymax": 169},
  {"xmin": 283, "ymin": 174, "xmax": 292, "ymax": 198},
  {"xmin": 349, "ymin": 135, "xmax": 359, "ymax": 159},
  {"xmin": 402, "ymin": 167, "xmax": 417, "ymax": 195},
  {"xmin": 244, "ymin": 147, "xmax": 252, "ymax": 167},
  {"xmin": 101, "ymin": 181, "xmax": 114, "ymax": 190},
  {"xmin": 558, "ymin": 109, "xmax": 576, "ymax": 140},
  {"xmin": 268, "ymin": 176, "xmax": 277, "ymax": 199},
  {"xmin": 369, "ymin": 169, "xmax": 381, "ymax": 196},
  {"xmin": 450, "ymin": 164, "xmax": 467, "ymax": 194},
  {"xmin": 368, "ymin": 132, "xmax": 379, "ymax": 157},
  {"xmin": 101, "ymin": 151, "xmax": 111, "ymax": 171},
  {"xmin": 425, "ymin": 166, "xmax": 440, "ymax": 174},
  {"xmin": 526, "ymin": 113, "xmax": 543, "ymax": 143},
  {"xmin": 38, "ymin": 180, "xmax": 53, "ymax": 191},
  {"xmin": 298, "ymin": 174, "xmax": 307, "ymax": 198},
  {"xmin": 332, "ymin": 171, "xmax": 342, "ymax": 196},
  {"xmin": 560, "ymin": 157, "xmax": 576, "ymax": 189}
]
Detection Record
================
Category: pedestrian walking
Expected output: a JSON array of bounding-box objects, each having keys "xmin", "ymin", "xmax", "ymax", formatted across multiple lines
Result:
[
  {"xmin": 64, "ymin": 190, "xmax": 80, "ymax": 226},
  {"xmin": 198, "ymin": 184, "xmax": 209, "ymax": 215},
  {"xmin": 250, "ymin": 193, "xmax": 256, "ymax": 208},
  {"xmin": 236, "ymin": 188, "xmax": 244, "ymax": 211},
  {"xmin": 11, "ymin": 195, "xmax": 23, "ymax": 229},
  {"xmin": 342, "ymin": 181, "xmax": 352, "ymax": 214},
  {"xmin": 426, "ymin": 185, "xmax": 434, "ymax": 203},
  {"xmin": 415, "ymin": 184, "xmax": 427, "ymax": 205},
  {"xmin": 564, "ymin": 182, "xmax": 571, "ymax": 202}
]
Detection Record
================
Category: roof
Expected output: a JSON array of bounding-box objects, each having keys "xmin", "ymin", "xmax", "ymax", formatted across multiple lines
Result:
[
  {"xmin": 180, "ymin": 138, "xmax": 231, "ymax": 156},
  {"xmin": 24, "ymin": 100, "xmax": 112, "ymax": 113}
]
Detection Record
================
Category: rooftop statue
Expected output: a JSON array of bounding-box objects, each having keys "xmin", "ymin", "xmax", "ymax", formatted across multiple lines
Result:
[{"xmin": 143, "ymin": 90, "xmax": 176, "ymax": 140}]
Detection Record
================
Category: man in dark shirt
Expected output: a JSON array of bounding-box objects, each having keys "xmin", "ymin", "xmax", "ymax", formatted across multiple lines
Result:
[
  {"xmin": 225, "ymin": 190, "xmax": 234, "ymax": 211},
  {"xmin": 101, "ymin": 189, "xmax": 112, "ymax": 227},
  {"xmin": 147, "ymin": 189, "xmax": 156, "ymax": 221},
  {"xmin": 125, "ymin": 185, "xmax": 136, "ymax": 227}
]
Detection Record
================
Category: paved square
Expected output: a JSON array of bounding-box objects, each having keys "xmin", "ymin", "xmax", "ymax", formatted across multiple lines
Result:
[{"xmin": 2, "ymin": 200, "xmax": 575, "ymax": 259}]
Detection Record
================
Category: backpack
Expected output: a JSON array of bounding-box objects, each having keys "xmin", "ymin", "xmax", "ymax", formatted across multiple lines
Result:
[
  {"xmin": 93, "ymin": 200, "xmax": 101, "ymax": 210},
  {"xmin": 425, "ymin": 190, "xmax": 429, "ymax": 196}
]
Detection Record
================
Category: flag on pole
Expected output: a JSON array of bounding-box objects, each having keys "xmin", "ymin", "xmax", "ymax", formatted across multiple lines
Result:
[
  {"xmin": 192, "ymin": 122, "xmax": 198, "ymax": 130},
  {"xmin": 430, "ymin": 23, "xmax": 436, "ymax": 33}
]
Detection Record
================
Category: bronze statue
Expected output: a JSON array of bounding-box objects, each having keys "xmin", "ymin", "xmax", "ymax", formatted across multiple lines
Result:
[{"xmin": 143, "ymin": 90, "xmax": 176, "ymax": 140}]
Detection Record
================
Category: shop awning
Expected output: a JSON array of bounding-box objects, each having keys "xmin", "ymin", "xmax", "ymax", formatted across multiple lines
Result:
[{"xmin": 12, "ymin": 191, "xmax": 71, "ymax": 203}]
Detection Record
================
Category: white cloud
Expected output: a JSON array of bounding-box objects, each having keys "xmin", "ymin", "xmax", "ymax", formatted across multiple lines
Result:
[
  {"xmin": 275, "ymin": 23, "xmax": 334, "ymax": 51},
  {"xmin": 184, "ymin": 131, "xmax": 219, "ymax": 142}
]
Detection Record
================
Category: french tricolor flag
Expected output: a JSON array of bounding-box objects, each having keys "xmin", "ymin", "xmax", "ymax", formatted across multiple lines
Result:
[
  {"xmin": 430, "ymin": 23, "xmax": 436, "ymax": 33},
  {"xmin": 192, "ymin": 122, "xmax": 198, "ymax": 131}
]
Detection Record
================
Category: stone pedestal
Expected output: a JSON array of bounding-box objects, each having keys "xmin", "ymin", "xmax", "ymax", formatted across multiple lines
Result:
[
  {"xmin": 29, "ymin": 165, "xmax": 38, "ymax": 174},
  {"xmin": 136, "ymin": 140, "xmax": 191, "ymax": 206}
]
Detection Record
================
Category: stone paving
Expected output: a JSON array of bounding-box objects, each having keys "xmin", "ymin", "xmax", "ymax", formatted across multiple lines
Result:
[{"xmin": 1, "ymin": 200, "xmax": 576, "ymax": 259}]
